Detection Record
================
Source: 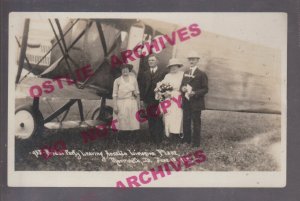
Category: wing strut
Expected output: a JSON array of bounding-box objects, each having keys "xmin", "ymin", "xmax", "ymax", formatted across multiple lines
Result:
[
  {"xmin": 71, "ymin": 20, "xmax": 121, "ymax": 90},
  {"xmin": 48, "ymin": 19, "xmax": 93, "ymax": 89},
  {"xmin": 18, "ymin": 19, "xmax": 80, "ymax": 83},
  {"xmin": 15, "ymin": 19, "xmax": 30, "ymax": 84},
  {"xmin": 49, "ymin": 19, "xmax": 82, "ymax": 88}
]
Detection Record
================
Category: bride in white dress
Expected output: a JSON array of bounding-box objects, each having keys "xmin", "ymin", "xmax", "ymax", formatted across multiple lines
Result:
[{"xmin": 156, "ymin": 58, "xmax": 184, "ymax": 137}]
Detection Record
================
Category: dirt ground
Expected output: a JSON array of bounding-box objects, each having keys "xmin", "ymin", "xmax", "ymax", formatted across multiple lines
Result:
[{"xmin": 15, "ymin": 107, "xmax": 281, "ymax": 171}]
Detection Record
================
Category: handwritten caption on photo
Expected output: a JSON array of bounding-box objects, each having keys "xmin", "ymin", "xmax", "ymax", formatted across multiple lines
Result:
[
  {"xmin": 39, "ymin": 140, "xmax": 67, "ymax": 160},
  {"xmin": 30, "ymin": 148, "xmax": 181, "ymax": 162}
]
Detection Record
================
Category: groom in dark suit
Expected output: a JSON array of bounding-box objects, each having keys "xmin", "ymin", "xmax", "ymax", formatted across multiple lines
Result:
[
  {"xmin": 180, "ymin": 51, "xmax": 208, "ymax": 147},
  {"xmin": 140, "ymin": 55, "xmax": 167, "ymax": 143}
]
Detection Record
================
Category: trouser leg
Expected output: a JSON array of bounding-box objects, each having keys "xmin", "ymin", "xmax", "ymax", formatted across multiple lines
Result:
[
  {"xmin": 183, "ymin": 106, "xmax": 192, "ymax": 144},
  {"xmin": 146, "ymin": 102, "xmax": 163, "ymax": 144},
  {"xmin": 192, "ymin": 111, "xmax": 201, "ymax": 147},
  {"xmin": 148, "ymin": 116, "xmax": 156, "ymax": 142},
  {"xmin": 148, "ymin": 116, "xmax": 163, "ymax": 143},
  {"xmin": 155, "ymin": 116, "xmax": 164, "ymax": 143}
]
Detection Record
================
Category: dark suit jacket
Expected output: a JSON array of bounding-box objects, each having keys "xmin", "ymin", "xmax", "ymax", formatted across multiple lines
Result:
[
  {"xmin": 180, "ymin": 68, "xmax": 208, "ymax": 111},
  {"xmin": 140, "ymin": 67, "xmax": 167, "ymax": 104}
]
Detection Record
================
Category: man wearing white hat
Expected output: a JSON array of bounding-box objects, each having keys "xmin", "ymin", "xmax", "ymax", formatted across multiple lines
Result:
[{"xmin": 180, "ymin": 51, "xmax": 208, "ymax": 147}]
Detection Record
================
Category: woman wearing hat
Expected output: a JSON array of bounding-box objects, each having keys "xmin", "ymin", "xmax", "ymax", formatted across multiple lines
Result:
[
  {"xmin": 156, "ymin": 58, "xmax": 184, "ymax": 138},
  {"xmin": 112, "ymin": 64, "xmax": 141, "ymax": 139}
]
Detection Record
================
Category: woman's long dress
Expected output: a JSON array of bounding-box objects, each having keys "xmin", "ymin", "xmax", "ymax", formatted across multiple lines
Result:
[
  {"xmin": 160, "ymin": 71, "xmax": 184, "ymax": 136},
  {"xmin": 112, "ymin": 74, "xmax": 140, "ymax": 131}
]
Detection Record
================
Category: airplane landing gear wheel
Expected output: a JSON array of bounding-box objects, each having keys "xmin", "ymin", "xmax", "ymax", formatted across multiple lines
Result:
[
  {"xmin": 15, "ymin": 104, "xmax": 44, "ymax": 140},
  {"xmin": 91, "ymin": 105, "xmax": 113, "ymax": 123}
]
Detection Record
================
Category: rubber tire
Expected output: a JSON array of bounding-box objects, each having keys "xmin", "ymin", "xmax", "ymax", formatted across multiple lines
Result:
[
  {"xmin": 15, "ymin": 104, "xmax": 44, "ymax": 140},
  {"xmin": 91, "ymin": 105, "xmax": 113, "ymax": 123}
]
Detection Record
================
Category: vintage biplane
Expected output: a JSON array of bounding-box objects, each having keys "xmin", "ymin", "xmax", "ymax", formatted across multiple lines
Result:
[{"xmin": 14, "ymin": 18, "xmax": 281, "ymax": 140}]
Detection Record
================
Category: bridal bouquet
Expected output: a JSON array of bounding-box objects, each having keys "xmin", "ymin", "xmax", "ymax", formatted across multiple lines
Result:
[{"xmin": 154, "ymin": 82, "xmax": 173, "ymax": 101}]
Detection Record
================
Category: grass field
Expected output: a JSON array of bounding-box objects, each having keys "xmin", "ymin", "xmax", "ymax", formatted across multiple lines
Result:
[{"xmin": 15, "ymin": 99, "xmax": 281, "ymax": 171}]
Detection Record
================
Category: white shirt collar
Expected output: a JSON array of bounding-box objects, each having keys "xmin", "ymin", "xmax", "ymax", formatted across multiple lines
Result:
[
  {"xmin": 150, "ymin": 66, "xmax": 158, "ymax": 73},
  {"xmin": 189, "ymin": 66, "xmax": 198, "ymax": 75}
]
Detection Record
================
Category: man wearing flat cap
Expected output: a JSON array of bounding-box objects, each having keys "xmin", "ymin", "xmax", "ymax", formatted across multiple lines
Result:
[{"xmin": 180, "ymin": 51, "xmax": 208, "ymax": 147}]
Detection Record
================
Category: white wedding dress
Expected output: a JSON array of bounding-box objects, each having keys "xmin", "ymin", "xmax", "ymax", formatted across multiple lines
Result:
[{"xmin": 160, "ymin": 71, "xmax": 184, "ymax": 137}]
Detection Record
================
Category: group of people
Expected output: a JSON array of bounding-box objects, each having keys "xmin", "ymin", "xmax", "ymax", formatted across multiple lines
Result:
[{"xmin": 112, "ymin": 51, "xmax": 208, "ymax": 147}]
